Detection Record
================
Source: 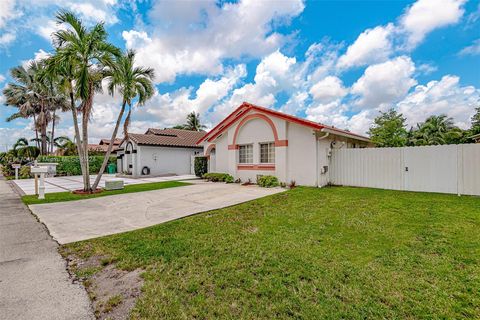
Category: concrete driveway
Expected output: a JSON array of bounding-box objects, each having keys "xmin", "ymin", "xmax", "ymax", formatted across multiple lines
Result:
[
  {"xmin": 12, "ymin": 174, "xmax": 197, "ymax": 195},
  {"xmin": 29, "ymin": 181, "xmax": 284, "ymax": 244}
]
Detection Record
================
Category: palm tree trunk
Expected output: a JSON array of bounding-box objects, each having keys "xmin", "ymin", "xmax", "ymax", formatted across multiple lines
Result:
[
  {"xmin": 50, "ymin": 109, "xmax": 56, "ymax": 155},
  {"xmin": 81, "ymin": 87, "xmax": 93, "ymax": 191},
  {"xmin": 33, "ymin": 113, "xmax": 40, "ymax": 149},
  {"xmin": 92, "ymin": 100, "xmax": 127, "ymax": 190},
  {"xmin": 40, "ymin": 102, "xmax": 48, "ymax": 155},
  {"xmin": 69, "ymin": 88, "xmax": 88, "ymax": 191}
]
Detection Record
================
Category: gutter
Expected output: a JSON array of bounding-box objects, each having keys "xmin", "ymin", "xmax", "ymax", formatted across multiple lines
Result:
[{"xmin": 320, "ymin": 127, "xmax": 371, "ymax": 143}]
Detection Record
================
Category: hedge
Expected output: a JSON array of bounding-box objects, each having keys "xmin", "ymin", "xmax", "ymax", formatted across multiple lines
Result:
[
  {"xmin": 194, "ymin": 156, "xmax": 208, "ymax": 177},
  {"xmin": 37, "ymin": 155, "xmax": 116, "ymax": 176},
  {"xmin": 203, "ymin": 172, "xmax": 234, "ymax": 183}
]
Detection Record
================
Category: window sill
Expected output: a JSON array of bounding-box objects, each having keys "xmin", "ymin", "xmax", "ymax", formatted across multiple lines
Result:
[{"xmin": 237, "ymin": 164, "xmax": 275, "ymax": 171}]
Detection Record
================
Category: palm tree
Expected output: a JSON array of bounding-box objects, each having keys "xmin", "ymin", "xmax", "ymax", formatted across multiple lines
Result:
[
  {"xmin": 12, "ymin": 138, "xmax": 40, "ymax": 159},
  {"xmin": 412, "ymin": 115, "xmax": 464, "ymax": 145},
  {"xmin": 3, "ymin": 63, "xmax": 49, "ymax": 154},
  {"xmin": 54, "ymin": 136, "xmax": 77, "ymax": 155},
  {"xmin": 49, "ymin": 10, "xmax": 120, "ymax": 191},
  {"xmin": 178, "ymin": 111, "xmax": 207, "ymax": 131},
  {"xmin": 91, "ymin": 50, "xmax": 154, "ymax": 190}
]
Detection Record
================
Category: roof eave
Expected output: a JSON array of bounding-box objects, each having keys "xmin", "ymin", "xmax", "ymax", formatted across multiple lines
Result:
[{"xmin": 320, "ymin": 127, "xmax": 371, "ymax": 143}]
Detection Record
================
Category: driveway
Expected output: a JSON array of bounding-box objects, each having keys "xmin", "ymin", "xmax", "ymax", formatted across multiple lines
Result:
[
  {"xmin": 0, "ymin": 177, "xmax": 93, "ymax": 320},
  {"xmin": 12, "ymin": 174, "xmax": 197, "ymax": 195},
  {"xmin": 29, "ymin": 181, "xmax": 284, "ymax": 244}
]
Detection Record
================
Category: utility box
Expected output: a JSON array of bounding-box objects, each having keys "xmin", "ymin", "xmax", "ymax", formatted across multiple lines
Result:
[{"xmin": 105, "ymin": 179, "xmax": 124, "ymax": 191}]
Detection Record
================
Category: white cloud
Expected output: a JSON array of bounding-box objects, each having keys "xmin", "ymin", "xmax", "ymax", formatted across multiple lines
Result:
[
  {"xmin": 400, "ymin": 0, "xmax": 466, "ymax": 48},
  {"xmin": 21, "ymin": 49, "xmax": 50, "ymax": 68},
  {"xmin": 459, "ymin": 39, "xmax": 480, "ymax": 56},
  {"xmin": 309, "ymin": 76, "xmax": 348, "ymax": 103},
  {"xmin": 0, "ymin": 0, "xmax": 20, "ymax": 29},
  {"xmin": 397, "ymin": 75, "xmax": 480, "ymax": 129},
  {"xmin": 337, "ymin": 24, "xmax": 394, "ymax": 69},
  {"xmin": 0, "ymin": 32, "xmax": 16, "ymax": 45},
  {"xmin": 0, "ymin": 74, "xmax": 5, "ymax": 83},
  {"xmin": 351, "ymin": 56, "xmax": 417, "ymax": 108},
  {"xmin": 123, "ymin": 0, "xmax": 304, "ymax": 83}
]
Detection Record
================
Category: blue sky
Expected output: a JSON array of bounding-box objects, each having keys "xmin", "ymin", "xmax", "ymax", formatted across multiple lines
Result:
[{"xmin": 0, "ymin": 0, "xmax": 479, "ymax": 150}]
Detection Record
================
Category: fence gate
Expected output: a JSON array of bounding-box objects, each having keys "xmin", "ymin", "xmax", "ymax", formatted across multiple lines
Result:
[{"xmin": 330, "ymin": 144, "xmax": 480, "ymax": 196}]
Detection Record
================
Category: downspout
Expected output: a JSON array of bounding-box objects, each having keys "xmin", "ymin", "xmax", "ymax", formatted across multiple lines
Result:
[{"xmin": 316, "ymin": 132, "xmax": 330, "ymax": 187}]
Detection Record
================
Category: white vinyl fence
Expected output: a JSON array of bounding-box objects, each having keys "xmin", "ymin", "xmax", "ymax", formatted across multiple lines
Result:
[{"xmin": 330, "ymin": 144, "xmax": 480, "ymax": 196}]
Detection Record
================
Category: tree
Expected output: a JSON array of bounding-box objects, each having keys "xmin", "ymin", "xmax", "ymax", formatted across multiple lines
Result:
[
  {"xmin": 3, "ymin": 63, "xmax": 50, "ymax": 155},
  {"xmin": 91, "ymin": 50, "xmax": 154, "ymax": 190},
  {"xmin": 12, "ymin": 138, "xmax": 40, "ymax": 159},
  {"xmin": 411, "ymin": 114, "xmax": 464, "ymax": 146},
  {"xmin": 54, "ymin": 136, "xmax": 77, "ymax": 155},
  {"xmin": 469, "ymin": 106, "xmax": 480, "ymax": 136},
  {"xmin": 176, "ymin": 111, "xmax": 207, "ymax": 131},
  {"xmin": 367, "ymin": 109, "xmax": 408, "ymax": 147},
  {"xmin": 49, "ymin": 10, "xmax": 120, "ymax": 191}
]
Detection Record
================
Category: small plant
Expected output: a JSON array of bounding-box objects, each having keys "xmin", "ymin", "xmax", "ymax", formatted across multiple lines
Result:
[
  {"xmin": 257, "ymin": 175, "xmax": 279, "ymax": 188},
  {"xmin": 280, "ymin": 182, "xmax": 287, "ymax": 188},
  {"xmin": 225, "ymin": 175, "xmax": 234, "ymax": 183},
  {"xmin": 289, "ymin": 180, "xmax": 297, "ymax": 189},
  {"xmin": 234, "ymin": 178, "xmax": 242, "ymax": 184}
]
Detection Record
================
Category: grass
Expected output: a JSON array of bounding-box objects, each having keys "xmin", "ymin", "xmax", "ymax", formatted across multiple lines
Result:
[
  {"xmin": 63, "ymin": 187, "xmax": 480, "ymax": 319},
  {"xmin": 22, "ymin": 181, "xmax": 190, "ymax": 205}
]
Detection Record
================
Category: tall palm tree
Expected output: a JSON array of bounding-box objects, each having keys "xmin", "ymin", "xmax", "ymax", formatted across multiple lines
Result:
[
  {"xmin": 92, "ymin": 49, "xmax": 154, "ymax": 190},
  {"xmin": 412, "ymin": 115, "xmax": 463, "ymax": 145},
  {"xmin": 49, "ymin": 10, "xmax": 120, "ymax": 191},
  {"xmin": 180, "ymin": 111, "xmax": 207, "ymax": 131},
  {"xmin": 2, "ymin": 63, "xmax": 52, "ymax": 154}
]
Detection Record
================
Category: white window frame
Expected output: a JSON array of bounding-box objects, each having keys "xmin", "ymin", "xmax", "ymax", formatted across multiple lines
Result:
[
  {"xmin": 238, "ymin": 144, "xmax": 253, "ymax": 164},
  {"xmin": 259, "ymin": 142, "xmax": 275, "ymax": 164}
]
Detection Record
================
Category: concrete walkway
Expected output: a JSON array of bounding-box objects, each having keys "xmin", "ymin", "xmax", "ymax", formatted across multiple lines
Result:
[
  {"xmin": 0, "ymin": 177, "xmax": 94, "ymax": 320},
  {"xmin": 30, "ymin": 181, "xmax": 284, "ymax": 244}
]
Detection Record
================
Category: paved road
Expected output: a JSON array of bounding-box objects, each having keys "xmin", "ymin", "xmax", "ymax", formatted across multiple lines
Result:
[
  {"xmin": 30, "ymin": 181, "xmax": 284, "ymax": 244},
  {"xmin": 0, "ymin": 177, "xmax": 94, "ymax": 320}
]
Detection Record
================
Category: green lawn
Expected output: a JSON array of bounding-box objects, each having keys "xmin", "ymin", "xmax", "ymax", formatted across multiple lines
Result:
[
  {"xmin": 63, "ymin": 187, "xmax": 480, "ymax": 319},
  {"xmin": 22, "ymin": 181, "xmax": 190, "ymax": 205}
]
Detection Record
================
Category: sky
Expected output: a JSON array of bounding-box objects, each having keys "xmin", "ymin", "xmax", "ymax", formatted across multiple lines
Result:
[{"xmin": 0, "ymin": 0, "xmax": 479, "ymax": 151}]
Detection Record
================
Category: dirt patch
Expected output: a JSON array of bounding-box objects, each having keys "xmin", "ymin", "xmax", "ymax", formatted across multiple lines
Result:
[
  {"xmin": 66, "ymin": 255, "xmax": 144, "ymax": 320},
  {"xmin": 72, "ymin": 188, "xmax": 103, "ymax": 195}
]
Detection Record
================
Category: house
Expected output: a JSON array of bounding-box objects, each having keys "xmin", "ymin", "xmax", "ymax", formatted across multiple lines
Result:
[
  {"xmin": 116, "ymin": 128, "xmax": 204, "ymax": 177},
  {"xmin": 470, "ymin": 133, "xmax": 480, "ymax": 143},
  {"xmin": 88, "ymin": 138, "xmax": 122, "ymax": 154},
  {"xmin": 196, "ymin": 102, "xmax": 372, "ymax": 186}
]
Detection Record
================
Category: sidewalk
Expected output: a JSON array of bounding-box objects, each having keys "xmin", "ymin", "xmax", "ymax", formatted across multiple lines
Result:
[{"xmin": 0, "ymin": 177, "xmax": 94, "ymax": 320}]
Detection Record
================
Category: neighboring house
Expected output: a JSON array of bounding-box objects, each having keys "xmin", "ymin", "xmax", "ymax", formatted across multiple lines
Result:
[
  {"xmin": 88, "ymin": 138, "xmax": 122, "ymax": 154},
  {"xmin": 470, "ymin": 133, "xmax": 480, "ymax": 143},
  {"xmin": 117, "ymin": 128, "xmax": 204, "ymax": 177},
  {"xmin": 196, "ymin": 102, "xmax": 372, "ymax": 186}
]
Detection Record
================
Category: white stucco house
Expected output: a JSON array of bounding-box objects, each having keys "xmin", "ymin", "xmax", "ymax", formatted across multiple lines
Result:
[
  {"xmin": 116, "ymin": 128, "xmax": 204, "ymax": 177},
  {"xmin": 197, "ymin": 102, "xmax": 372, "ymax": 186}
]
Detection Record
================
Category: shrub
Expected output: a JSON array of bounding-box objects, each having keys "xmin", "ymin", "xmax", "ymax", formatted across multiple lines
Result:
[
  {"xmin": 19, "ymin": 165, "xmax": 31, "ymax": 179},
  {"xmin": 203, "ymin": 172, "xmax": 233, "ymax": 182},
  {"xmin": 194, "ymin": 156, "xmax": 208, "ymax": 177},
  {"xmin": 289, "ymin": 180, "xmax": 297, "ymax": 189},
  {"xmin": 257, "ymin": 175, "xmax": 279, "ymax": 188},
  {"xmin": 37, "ymin": 155, "xmax": 116, "ymax": 176}
]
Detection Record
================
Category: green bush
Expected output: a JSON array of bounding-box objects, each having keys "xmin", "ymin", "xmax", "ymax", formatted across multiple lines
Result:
[
  {"xmin": 194, "ymin": 156, "xmax": 208, "ymax": 177},
  {"xmin": 257, "ymin": 175, "xmax": 279, "ymax": 188},
  {"xmin": 37, "ymin": 155, "xmax": 116, "ymax": 176},
  {"xmin": 203, "ymin": 172, "xmax": 234, "ymax": 183}
]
